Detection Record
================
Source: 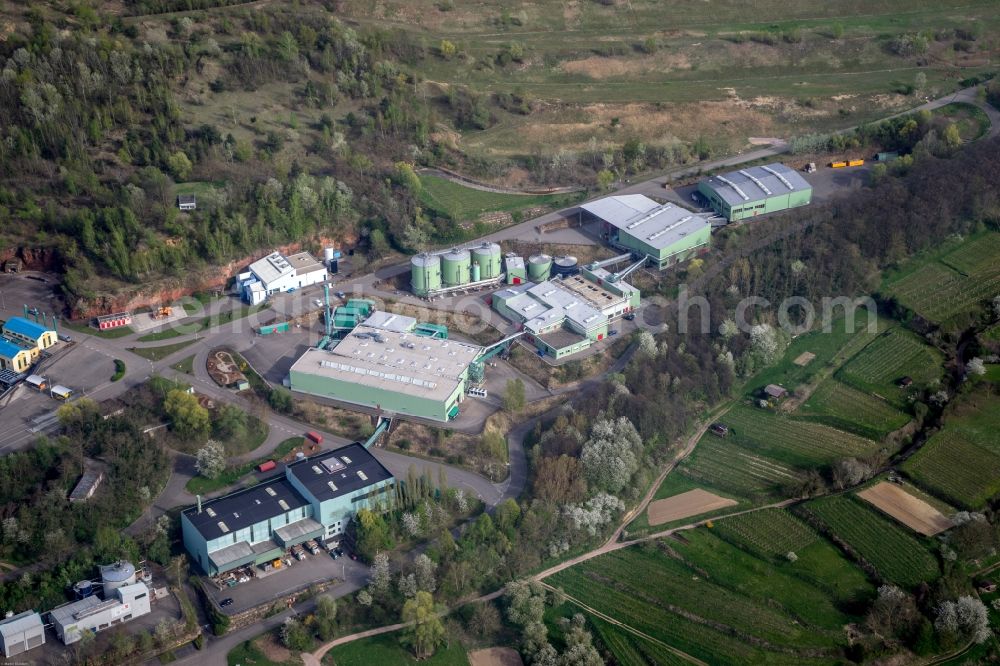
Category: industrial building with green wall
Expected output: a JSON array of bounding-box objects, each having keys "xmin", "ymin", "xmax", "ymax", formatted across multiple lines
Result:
[
  {"xmin": 580, "ymin": 195, "xmax": 711, "ymax": 269},
  {"xmin": 181, "ymin": 444, "xmax": 393, "ymax": 576},
  {"xmin": 288, "ymin": 310, "xmax": 483, "ymax": 422},
  {"xmin": 698, "ymin": 162, "xmax": 812, "ymax": 222}
]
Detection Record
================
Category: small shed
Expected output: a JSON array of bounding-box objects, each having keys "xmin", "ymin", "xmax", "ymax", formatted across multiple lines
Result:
[
  {"xmin": 898, "ymin": 376, "xmax": 913, "ymax": 388},
  {"xmin": 177, "ymin": 194, "xmax": 197, "ymax": 211},
  {"xmin": 764, "ymin": 384, "xmax": 789, "ymax": 399},
  {"xmin": 978, "ymin": 580, "xmax": 997, "ymax": 593},
  {"xmin": 4, "ymin": 258, "xmax": 22, "ymax": 273},
  {"xmin": 68, "ymin": 464, "xmax": 104, "ymax": 502}
]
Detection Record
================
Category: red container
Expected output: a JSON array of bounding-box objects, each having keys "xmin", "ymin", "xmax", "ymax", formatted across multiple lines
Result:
[
  {"xmin": 306, "ymin": 431, "xmax": 323, "ymax": 445},
  {"xmin": 258, "ymin": 460, "xmax": 277, "ymax": 473}
]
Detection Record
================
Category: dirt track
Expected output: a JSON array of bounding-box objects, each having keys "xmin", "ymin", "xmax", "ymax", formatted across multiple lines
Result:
[
  {"xmin": 858, "ymin": 482, "xmax": 952, "ymax": 536},
  {"xmin": 469, "ymin": 647, "xmax": 523, "ymax": 666}
]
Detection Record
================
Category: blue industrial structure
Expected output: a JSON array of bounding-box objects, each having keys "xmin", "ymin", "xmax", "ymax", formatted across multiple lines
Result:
[{"xmin": 181, "ymin": 443, "xmax": 394, "ymax": 576}]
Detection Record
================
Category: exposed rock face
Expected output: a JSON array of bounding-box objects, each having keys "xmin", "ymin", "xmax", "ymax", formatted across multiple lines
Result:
[
  {"xmin": 11, "ymin": 234, "xmax": 355, "ymax": 319},
  {"xmin": 0, "ymin": 246, "xmax": 61, "ymax": 272}
]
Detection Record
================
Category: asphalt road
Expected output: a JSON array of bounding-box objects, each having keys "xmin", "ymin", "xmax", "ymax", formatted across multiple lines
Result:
[{"xmin": 6, "ymin": 81, "xmax": 995, "ymax": 665}]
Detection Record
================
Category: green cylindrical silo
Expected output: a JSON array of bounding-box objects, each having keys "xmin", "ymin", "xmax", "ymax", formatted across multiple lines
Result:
[
  {"xmin": 411, "ymin": 253, "xmax": 442, "ymax": 296},
  {"xmin": 472, "ymin": 242, "xmax": 502, "ymax": 280},
  {"xmin": 442, "ymin": 248, "xmax": 471, "ymax": 287},
  {"xmin": 527, "ymin": 254, "xmax": 552, "ymax": 282}
]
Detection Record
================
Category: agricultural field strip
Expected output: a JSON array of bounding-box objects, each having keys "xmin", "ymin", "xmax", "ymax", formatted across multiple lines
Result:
[
  {"xmin": 939, "ymin": 233, "xmax": 1000, "ymax": 275},
  {"xmin": 856, "ymin": 482, "xmax": 952, "ymax": 536},
  {"xmin": 715, "ymin": 508, "xmax": 819, "ymax": 557},
  {"xmin": 903, "ymin": 430, "xmax": 1000, "ymax": 509},
  {"xmin": 583, "ymin": 546, "xmax": 849, "ymax": 639},
  {"xmin": 552, "ymin": 552, "xmax": 843, "ymax": 660},
  {"xmin": 890, "ymin": 266, "xmax": 1000, "ymax": 321},
  {"xmin": 887, "ymin": 236, "xmax": 1000, "ymax": 321},
  {"xmin": 723, "ymin": 406, "xmax": 877, "ymax": 462},
  {"xmin": 678, "ymin": 439, "xmax": 800, "ymax": 497},
  {"xmin": 839, "ymin": 330, "xmax": 938, "ymax": 384},
  {"xmin": 799, "ymin": 379, "xmax": 908, "ymax": 429},
  {"xmin": 588, "ymin": 616, "xmax": 693, "ymax": 666},
  {"xmin": 806, "ymin": 496, "xmax": 938, "ymax": 586}
]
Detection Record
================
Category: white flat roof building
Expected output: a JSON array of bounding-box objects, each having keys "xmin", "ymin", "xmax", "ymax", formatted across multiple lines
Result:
[
  {"xmin": 0, "ymin": 610, "xmax": 44, "ymax": 658},
  {"xmin": 242, "ymin": 250, "xmax": 327, "ymax": 304},
  {"xmin": 50, "ymin": 582, "xmax": 151, "ymax": 645},
  {"xmin": 290, "ymin": 325, "xmax": 483, "ymax": 404}
]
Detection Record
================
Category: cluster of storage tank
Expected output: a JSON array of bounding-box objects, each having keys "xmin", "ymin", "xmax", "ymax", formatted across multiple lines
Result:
[{"xmin": 411, "ymin": 242, "xmax": 503, "ymax": 296}]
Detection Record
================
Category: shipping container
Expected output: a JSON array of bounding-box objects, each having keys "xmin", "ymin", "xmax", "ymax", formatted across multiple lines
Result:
[
  {"xmin": 258, "ymin": 460, "xmax": 277, "ymax": 473},
  {"xmin": 306, "ymin": 431, "xmax": 323, "ymax": 445},
  {"xmin": 848, "ymin": 159, "xmax": 865, "ymax": 167},
  {"xmin": 830, "ymin": 161, "xmax": 848, "ymax": 168}
]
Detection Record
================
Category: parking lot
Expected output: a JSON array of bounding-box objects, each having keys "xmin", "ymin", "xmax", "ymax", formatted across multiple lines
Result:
[{"xmin": 208, "ymin": 546, "xmax": 368, "ymax": 616}]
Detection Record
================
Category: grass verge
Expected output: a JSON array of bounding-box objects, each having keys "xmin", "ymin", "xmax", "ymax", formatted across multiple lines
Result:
[
  {"xmin": 186, "ymin": 437, "xmax": 303, "ymax": 496},
  {"xmin": 128, "ymin": 339, "xmax": 199, "ymax": 362}
]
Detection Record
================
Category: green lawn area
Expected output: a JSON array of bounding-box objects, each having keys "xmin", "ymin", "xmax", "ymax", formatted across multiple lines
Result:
[
  {"xmin": 803, "ymin": 495, "xmax": 939, "ymax": 587},
  {"xmin": 322, "ymin": 629, "xmax": 470, "ymax": 666},
  {"xmin": 794, "ymin": 377, "xmax": 910, "ymax": 439},
  {"xmin": 199, "ymin": 303, "xmax": 267, "ymax": 330},
  {"xmin": 186, "ymin": 437, "xmax": 302, "ymax": 496},
  {"xmin": 62, "ymin": 320, "xmax": 134, "ymax": 339},
  {"xmin": 137, "ymin": 327, "xmax": 185, "ymax": 342},
  {"xmin": 931, "ymin": 102, "xmax": 991, "ymax": 141},
  {"xmin": 171, "ymin": 354, "xmax": 195, "ymax": 374},
  {"xmin": 836, "ymin": 328, "xmax": 943, "ymax": 409},
  {"xmin": 418, "ymin": 173, "xmax": 578, "ymax": 222},
  {"xmin": 128, "ymin": 338, "xmax": 199, "ymax": 361},
  {"xmin": 902, "ymin": 390, "xmax": 1000, "ymax": 508},
  {"xmin": 227, "ymin": 635, "xmax": 301, "ymax": 666},
  {"xmin": 549, "ymin": 530, "xmax": 866, "ymax": 665}
]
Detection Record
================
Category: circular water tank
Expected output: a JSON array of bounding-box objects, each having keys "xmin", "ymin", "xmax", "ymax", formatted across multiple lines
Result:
[
  {"xmin": 471, "ymin": 242, "xmax": 502, "ymax": 280},
  {"xmin": 552, "ymin": 255, "xmax": 579, "ymax": 277},
  {"xmin": 441, "ymin": 248, "xmax": 471, "ymax": 287},
  {"xmin": 527, "ymin": 254, "xmax": 552, "ymax": 282},
  {"xmin": 74, "ymin": 580, "xmax": 94, "ymax": 599},
  {"xmin": 410, "ymin": 253, "xmax": 442, "ymax": 297},
  {"xmin": 100, "ymin": 561, "xmax": 136, "ymax": 592},
  {"xmin": 324, "ymin": 248, "xmax": 335, "ymax": 263}
]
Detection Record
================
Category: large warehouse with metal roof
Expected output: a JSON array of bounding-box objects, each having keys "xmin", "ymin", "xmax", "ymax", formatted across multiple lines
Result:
[
  {"xmin": 580, "ymin": 195, "xmax": 711, "ymax": 269},
  {"xmin": 698, "ymin": 162, "xmax": 812, "ymax": 222},
  {"xmin": 288, "ymin": 311, "xmax": 484, "ymax": 422}
]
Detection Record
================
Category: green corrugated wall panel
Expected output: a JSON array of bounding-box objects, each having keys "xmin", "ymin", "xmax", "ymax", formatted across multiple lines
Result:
[
  {"xmin": 289, "ymin": 369, "xmax": 461, "ymax": 422},
  {"xmin": 788, "ymin": 188, "xmax": 812, "ymax": 207}
]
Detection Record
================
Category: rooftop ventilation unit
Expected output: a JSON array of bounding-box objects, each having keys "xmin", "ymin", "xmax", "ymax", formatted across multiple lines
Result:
[
  {"xmin": 218, "ymin": 521, "xmax": 230, "ymax": 533},
  {"xmin": 760, "ymin": 165, "xmax": 795, "ymax": 190},
  {"xmin": 739, "ymin": 169, "xmax": 771, "ymax": 196},
  {"xmin": 625, "ymin": 203, "xmax": 673, "ymax": 230},
  {"xmin": 278, "ymin": 499, "xmax": 290, "ymax": 511},
  {"xmin": 714, "ymin": 175, "xmax": 750, "ymax": 201},
  {"xmin": 647, "ymin": 215, "xmax": 693, "ymax": 241},
  {"xmin": 265, "ymin": 487, "xmax": 276, "ymax": 497}
]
